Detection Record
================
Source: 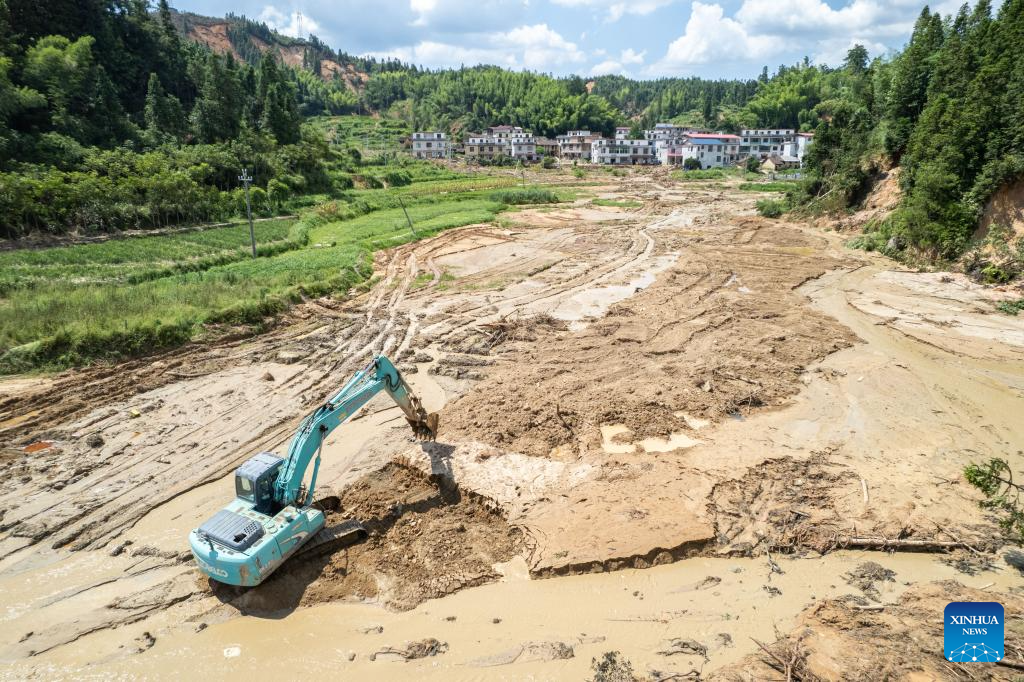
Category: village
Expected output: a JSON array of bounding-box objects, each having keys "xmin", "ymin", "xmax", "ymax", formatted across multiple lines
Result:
[{"xmin": 411, "ymin": 123, "xmax": 814, "ymax": 170}]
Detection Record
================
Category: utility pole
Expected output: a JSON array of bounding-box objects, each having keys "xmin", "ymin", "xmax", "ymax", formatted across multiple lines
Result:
[
  {"xmin": 398, "ymin": 197, "xmax": 417, "ymax": 238},
  {"xmin": 239, "ymin": 168, "xmax": 256, "ymax": 259}
]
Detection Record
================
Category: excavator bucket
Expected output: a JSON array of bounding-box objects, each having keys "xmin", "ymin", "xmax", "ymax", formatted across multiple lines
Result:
[{"xmin": 409, "ymin": 412, "xmax": 440, "ymax": 441}]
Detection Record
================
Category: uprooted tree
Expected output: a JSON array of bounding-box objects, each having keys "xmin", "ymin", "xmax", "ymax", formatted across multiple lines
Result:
[{"xmin": 964, "ymin": 458, "xmax": 1024, "ymax": 542}]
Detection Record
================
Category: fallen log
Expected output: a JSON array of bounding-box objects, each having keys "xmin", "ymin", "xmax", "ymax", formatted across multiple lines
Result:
[{"xmin": 834, "ymin": 537, "xmax": 978, "ymax": 552}]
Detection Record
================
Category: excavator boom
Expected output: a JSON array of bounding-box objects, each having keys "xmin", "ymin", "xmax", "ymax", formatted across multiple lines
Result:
[{"xmin": 188, "ymin": 355, "xmax": 437, "ymax": 587}]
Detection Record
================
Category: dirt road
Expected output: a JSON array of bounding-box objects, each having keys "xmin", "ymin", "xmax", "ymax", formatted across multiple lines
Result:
[{"xmin": 1, "ymin": 170, "xmax": 1023, "ymax": 679}]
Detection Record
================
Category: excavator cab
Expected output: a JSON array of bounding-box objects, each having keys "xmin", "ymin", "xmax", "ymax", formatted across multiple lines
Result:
[{"xmin": 235, "ymin": 452, "xmax": 284, "ymax": 515}]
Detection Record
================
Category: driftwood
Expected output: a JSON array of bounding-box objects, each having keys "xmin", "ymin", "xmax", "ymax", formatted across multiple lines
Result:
[{"xmin": 835, "ymin": 537, "xmax": 975, "ymax": 552}]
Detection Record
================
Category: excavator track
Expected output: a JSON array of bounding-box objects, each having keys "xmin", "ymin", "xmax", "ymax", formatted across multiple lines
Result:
[{"xmin": 297, "ymin": 519, "xmax": 368, "ymax": 557}]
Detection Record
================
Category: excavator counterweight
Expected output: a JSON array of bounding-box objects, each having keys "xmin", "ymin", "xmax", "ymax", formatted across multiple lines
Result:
[{"xmin": 189, "ymin": 355, "xmax": 438, "ymax": 587}]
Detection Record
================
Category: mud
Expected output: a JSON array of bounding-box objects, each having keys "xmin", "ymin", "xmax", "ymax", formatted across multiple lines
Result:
[
  {"xmin": 442, "ymin": 217, "xmax": 857, "ymax": 458},
  {"xmin": 2, "ymin": 168, "xmax": 1023, "ymax": 679},
  {"xmin": 218, "ymin": 462, "xmax": 521, "ymax": 613},
  {"xmin": 714, "ymin": 581, "xmax": 1024, "ymax": 680}
]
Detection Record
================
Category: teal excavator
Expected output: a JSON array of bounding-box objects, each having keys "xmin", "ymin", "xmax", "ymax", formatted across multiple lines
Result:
[{"xmin": 189, "ymin": 355, "xmax": 438, "ymax": 587}]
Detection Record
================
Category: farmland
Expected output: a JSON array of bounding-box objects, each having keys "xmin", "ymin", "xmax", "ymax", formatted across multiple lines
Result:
[{"xmin": 0, "ymin": 169, "xmax": 573, "ymax": 373}]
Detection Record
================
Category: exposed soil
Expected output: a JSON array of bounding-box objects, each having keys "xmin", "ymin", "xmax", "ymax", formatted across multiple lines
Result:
[
  {"xmin": 1, "ymin": 168, "xmax": 1023, "ymax": 679},
  {"xmin": 442, "ymin": 217, "xmax": 857, "ymax": 458},
  {"xmin": 980, "ymin": 176, "xmax": 1024, "ymax": 240},
  {"xmin": 218, "ymin": 462, "xmax": 521, "ymax": 612},
  {"xmin": 713, "ymin": 581, "xmax": 1024, "ymax": 681},
  {"xmin": 819, "ymin": 166, "xmax": 902, "ymax": 234}
]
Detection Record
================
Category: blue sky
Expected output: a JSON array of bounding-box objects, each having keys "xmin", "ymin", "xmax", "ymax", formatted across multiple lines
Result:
[{"xmin": 172, "ymin": 0, "xmax": 970, "ymax": 80}]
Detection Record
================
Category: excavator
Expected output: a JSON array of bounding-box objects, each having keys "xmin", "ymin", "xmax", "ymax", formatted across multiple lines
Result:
[{"xmin": 189, "ymin": 355, "xmax": 438, "ymax": 587}]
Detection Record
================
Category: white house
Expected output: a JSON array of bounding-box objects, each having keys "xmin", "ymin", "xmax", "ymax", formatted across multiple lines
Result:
[
  {"xmin": 557, "ymin": 130, "xmax": 603, "ymax": 161},
  {"xmin": 670, "ymin": 138, "xmax": 729, "ymax": 168},
  {"xmin": 739, "ymin": 129, "xmax": 797, "ymax": 158},
  {"xmin": 411, "ymin": 132, "xmax": 449, "ymax": 159},
  {"xmin": 593, "ymin": 138, "xmax": 657, "ymax": 165},
  {"xmin": 778, "ymin": 132, "xmax": 814, "ymax": 165},
  {"xmin": 465, "ymin": 126, "xmax": 540, "ymax": 162},
  {"xmin": 685, "ymin": 133, "xmax": 742, "ymax": 165},
  {"xmin": 509, "ymin": 136, "xmax": 538, "ymax": 162}
]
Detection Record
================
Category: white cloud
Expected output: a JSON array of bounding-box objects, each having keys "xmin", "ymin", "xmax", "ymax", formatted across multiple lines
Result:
[
  {"xmin": 589, "ymin": 48, "xmax": 645, "ymax": 76},
  {"xmin": 369, "ymin": 23, "xmax": 584, "ymax": 71},
  {"xmin": 649, "ymin": 0, "xmax": 963, "ymax": 75},
  {"xmin": 651, "ymin": 2, "xmax": 774, "ymax": 72},
  {"xmin": 590, "ymin": 59, "xmax": 625, "ymax": 75},
  {"xmin": 735, "ymin": 0, "xmax": 917, "ymax": 40},
  {"xmin": 408, "ymin": 0, "xmax": 530, "ymax": 31},
  {"xmin": 551, "ymin": 0, "xmax": 676, "ymax": 22},
  {"xmin": 258, "ymin": 6, "xmax": 320, "ymax": 39},
  {"xmin": 620, "ymin": 48, "xmax": 646, "ymax": 64}
]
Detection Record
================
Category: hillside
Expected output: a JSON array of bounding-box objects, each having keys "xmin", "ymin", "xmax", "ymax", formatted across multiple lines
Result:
[{"xmin": 169, "ymin": 10, "xmax": 374, "ymax": 96}]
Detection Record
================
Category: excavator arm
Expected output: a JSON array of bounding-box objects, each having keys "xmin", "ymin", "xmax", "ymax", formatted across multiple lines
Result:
[
  {"xmin": 189, "ymin": 354, "xmax": 436, "ymax": 587},
  {"xmin": 274, "ymin": 355, "xmax": 438, "ymax": 507}
]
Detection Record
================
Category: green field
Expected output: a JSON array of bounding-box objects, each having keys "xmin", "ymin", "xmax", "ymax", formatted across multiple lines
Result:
[
  {"xmin": 0, "ymin": 177, "xmax": 568, "ymax": 373},
  {"xmin": 591, "ymin": 199, "xmax": 642, "ymax": 208},
  {"xmin": 0, "ymin": 219, "xmax": 301, "ymax": 295},
  {"xmin": 738, "ymin": 181, "xmax": 801, "ymax": 193}
]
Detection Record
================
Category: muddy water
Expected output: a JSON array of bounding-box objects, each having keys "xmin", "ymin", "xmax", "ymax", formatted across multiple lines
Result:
[{"xmin": 4, "ymin": 550, "xmax": 1016, "ymax": 680}]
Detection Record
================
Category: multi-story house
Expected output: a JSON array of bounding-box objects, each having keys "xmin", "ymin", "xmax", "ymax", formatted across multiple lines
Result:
[
  {"xmin": 535, "ymin": 136, "xmax": 559, "ymax": 158},
  {"xmin": 488, "ymin": 125, "xmax": 525, "ymax": 140},
  {"xmin": 557, "ymin": 130, "xmax": 603, "ymax": 160},
  {"xmin": 670, "ymin": 139, "xmax": 728, "ymax": 169},
  {"xmin": 509, "ymin": 136, "xmax": 538, "ymax": 162},
  {"xmin": 778, "ymin": 132, "xmax": 814, "ymax": 165},
  {"xmin": 464, "ymin": 127, "xmax": 540, "ymax": 162},
  {"xmin": 686, "ymin": 133, "xmax": 742, "ymax": 164},
  {"xmin": 593, "ymin": 138, "xmax": 657, "ymax": 165},
  {"xmin": 464, "ymin": 135, "xmax": 508, "ymax": 161},
  {"xmin": 645, "ymin": 123, "xmax": 693, "ymax": 143},
  {"xmin": 411, "ymin": 132, "xmax": 449, "ymax": 159},
  {"xmin": 614, "ymin": 126, "xmax": 631, "ymax": 141},
  {"xmin": 739, "ymin": 129, "xmax": 797, "ymax": 157}
]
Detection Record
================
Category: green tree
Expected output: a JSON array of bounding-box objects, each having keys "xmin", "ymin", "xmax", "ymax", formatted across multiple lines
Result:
[
  {"xmin": 885, "ymin": 7, "xmax": 945, "ymax": 155},
  {"xmin": 143, "ymin": 72, "xmax": 185, "ymax": 144},
  {"xmin": 845, "ymin": 45, "xmax": 869, "ymax": 75}
]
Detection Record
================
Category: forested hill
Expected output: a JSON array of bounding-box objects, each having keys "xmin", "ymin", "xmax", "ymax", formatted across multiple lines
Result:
[
  {"xmin": 168, "ymin": 10, "xmax": 760, "ymax": 136},
  {"xmin": 770, "ymin": 0, "xmax": 1024, "ymax": 278}
]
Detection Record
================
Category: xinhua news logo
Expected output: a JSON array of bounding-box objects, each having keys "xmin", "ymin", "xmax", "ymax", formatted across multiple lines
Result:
[{"xmin": 944, "ymin": 602, "xmax": 1004, "ymax": 663}]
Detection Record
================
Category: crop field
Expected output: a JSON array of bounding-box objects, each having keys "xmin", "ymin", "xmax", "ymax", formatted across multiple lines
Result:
[
  {"xmin": 0, "ymin": 180, "xmax": 565, "ymax": 373},
  {"xmin": 0, "ymin": 219, "xmax": 300, "ymax": 295},
  {"xmin": 738, "ymin": 181, "xmax": 801, "ymax": 192},
  {"xmin": 312, "ymin": 115, "xmax": 411, "ymax": 156}
]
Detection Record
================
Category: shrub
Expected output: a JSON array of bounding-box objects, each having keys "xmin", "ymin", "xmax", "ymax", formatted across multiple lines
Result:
[
  {"xmin": 573, "ymin": 168, "xmax": 585, "ymax": 179},
  {"xmin": 489, "ymin": 188, "xmax": 560, "ymax": 205},
  {"xmin": 996, "ymin": 299, "xmax": 1024, "ymax": 315},
  {"xmin": 756, "ymin": 198, "xmax": 786, "ymax": 218},
  {"xmin": 383, "ymin": 169, "xmax": 412, "ymax": 187},
  {"xmin": 683, "ymin": 158, "xmax": 702, "ymax": 171},
  {"xmin": 541, "ymin": 156, "xmax": 556, "ymax": 169},
  {"xmin": 746, "ymin": 156, "xmax": 761, "ymax": 173}
]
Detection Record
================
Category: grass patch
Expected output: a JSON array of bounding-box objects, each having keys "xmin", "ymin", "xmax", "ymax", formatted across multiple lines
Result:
[
  {"xmin": 671, "ymin": 169, "xmax": 726, "ymax": 181},
  {"xmin": 739, "ymin": 181, "xmax": 801, "ymax": 192},
  {"xmin": 996, "ymin": 298, "xmax": 1024, "ymax": 315},
  {"xmin": 489, "ymin": 188, "xmax": 560, "ymax": 205},
  {"xmin": 0, "ymin": 191, "xmax": 513, "ymax": 373},
  {"xmin": 756, "ymin": 198, "xmax": 788, "ymax": 218},
  {"xmin": 0, "ymin": 218, "xmax": 299, "ymax": 295},
  {"xmin": 591, "ymin": 198, "xmax": 641, "ymax": 208}
]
